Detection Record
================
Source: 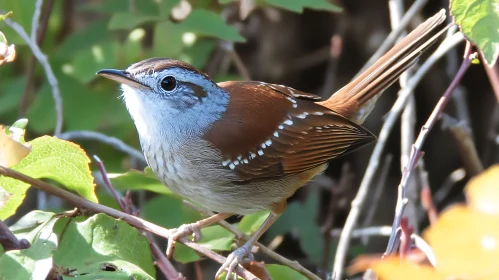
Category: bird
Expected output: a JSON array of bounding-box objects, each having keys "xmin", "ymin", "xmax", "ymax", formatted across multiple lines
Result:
[{"xmin": 97, "ymin": 10, "xmax": 447, "ymax": 279}]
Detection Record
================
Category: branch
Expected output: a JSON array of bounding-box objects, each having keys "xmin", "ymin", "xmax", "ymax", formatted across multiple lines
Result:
[
  {"xmin": 0, "ymin": 166, "xmax": 257, "ymax": 280},
  {"xmin": 184, "ymin": 201, "xmax": 321, "ymax": 280},
  {"xmin": 58, "ymin": 131, "xmax": 145, "ymax": 163},
  {"xmin": 0, "ymin": 219, "xmax": 30, "ymax": 251},
  {"xmin": 332, "ymin": 31, "xmax": 464, "ymax": 279},
  {"xmin": 355, "ymin": 0, "xmax": 429, "ymax": 76},
  {"xmin": 480, "ymin": 51, "xmax": 499, "ymax": 103},
  {"xmin": 2, "ymin": 11, "xmax": 63, "ymax": 136},
  {"xmin": 385, "ymin": 41, "xmax": 475, "ymax": 254},
  {"xmin": 93, "ymin": 156, "xmax": 181, "ymax": 279}
]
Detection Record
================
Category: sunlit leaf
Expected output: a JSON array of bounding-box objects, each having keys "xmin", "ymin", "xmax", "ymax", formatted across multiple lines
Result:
[
  {"xmin": 266, "ymin": 264, "xmax": 307, "ymax": 280},
  {"xmin": 0, "ymin": 213, "xmax": 58, "ymax": 280},
  {"xmin": 238, "ymin": 211, "xmax": 268, "ymax": 235},
  {"xmin": 424, "ymin": 205, "xmax": 499, "ymax": 278},
  {"xmin": 110, "ymin": 167, "xmax": 171, "ymax": 195},
  {"xmin": 174, "ymin": 225, "xmax": 234, "ymax": 263},
  {"xmin": 466, "ymin": 164, "xmax": 499, "ymax": 214},
  {"xmin": 0, "ymin": 136, "xmax": 96, "ymax": 219},
  {"xmin": 451, "ymin": 0, "xmax": 499, "ymax": 66},
  {"xmin": 181, "ymin": 9, "xmax": 245, "ymax": 42},
  {"xmin": 52, "ymin": 214, "xmax": 155, "ymax": 279}
]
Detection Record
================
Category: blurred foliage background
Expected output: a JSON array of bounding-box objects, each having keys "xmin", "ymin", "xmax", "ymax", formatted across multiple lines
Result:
[{"xmin": 0, "ymin": 0, "xmax": 497, "ymax": 279}]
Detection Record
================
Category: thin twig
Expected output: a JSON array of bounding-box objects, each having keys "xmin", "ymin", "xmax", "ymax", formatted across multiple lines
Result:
[
  {"xmin": 219, "ymin": 41, "xmax": 251, "ymax": 80},
  {"xmin": 385, "ymin": 41, "xmax": 474, "ymax": 254},
  {"xmin": 418, "ymin": 161, "xmax": 438, "ymax": 224},
  {"xmin": 19, "ymin": 0, "xmax": 54, "ymax": 117},
  {"xmin": 432, "ymin": 168, "xmax": 466, "ymax": 204},
  {"xmin": 0, "ymin": 166, "xmax": 257, "ymax": 280},
  {"xmin": 58, "ymin": 131, "xmax": 145, "ymax": 163},
  {"xmin": 3, "ymin": 15, "xmax": 63, "ymax": 136},
  {"xmin": 184, "ymin": 201, "xmax": 321, "ymax": 280},
  {"xmin": 332, "ymin": 31, "xmax": 464, "ymax": 279},
  {"xmin": 93, "ymin": 157, "xmax": 182, "ymax": 279},
  {"xmin": 320, "ymin": 35, "xmax": 343, "ymax": 98},
  {"xmin": 30, "ymin": 0, "xmax": 44, "ymax": 42},
  {"xmin": 390, "ymin": 0, "xmax": 420, "ymax": 235},
  {"xmin": 360, "ymin": 154, "xmax": 393, "ymax": 245},
  {"xmin": 355, "ymin": 0, "xmax": 429, "ymax": 76}
]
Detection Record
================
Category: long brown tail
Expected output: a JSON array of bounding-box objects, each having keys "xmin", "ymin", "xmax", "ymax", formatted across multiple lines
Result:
[{"xmin": 318, "ymin": 9, "xmax": 448, "ymax": 124}]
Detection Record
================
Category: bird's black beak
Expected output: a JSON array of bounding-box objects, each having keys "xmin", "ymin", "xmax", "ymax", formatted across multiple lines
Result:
[{"xmin": 97, "ymin": 69, "xmax": 151, "ymax": 90}]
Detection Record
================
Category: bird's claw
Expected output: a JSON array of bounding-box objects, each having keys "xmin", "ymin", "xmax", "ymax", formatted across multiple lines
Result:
[
  {"xmin": 166, "ymin": 223, "xmax": 203, "ymax": 258},
  {"xmin": 215, "ymin": 246, "xmax": 254, "ymax": 280}
]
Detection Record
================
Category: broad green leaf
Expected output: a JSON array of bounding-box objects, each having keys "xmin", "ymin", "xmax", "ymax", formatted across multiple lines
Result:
[
  {"xmin": 238, "ymin": 211, "xmax": 269, "ymax": 235},
  {"xmin": 110, "ymin": 167, "xmax": 171, "ymax": 195},
  {"xmin": 174, "ymin": 225, "xmax": 234, "ymax": 263},
  {"xmin": 267, "ymin": 191, "xmax": 324, "ymax": 265},
  {"xmin": 265, "ymin": 0, "xmax": 342, "ymax": 13},
  {"xmin": 0, "ymin": 0, "xmax": 36, "ymax": 45},
  {"xmin": 0, "ymin": 214, "xmax": 58, "ymax": 280},
  {"xmin": 0, "ymin": 136, "xmax": 96, "ymax": 219},
  {"xmin": 108, "ymin": 13, "xmax": 159, "ymax": 30},
  {"xmin": 266, "ymin": 264, "xmax": 307, "ymax": 280},
  {"xmin": 181, "ymin": 9, "xmax": 245, "ymax": 42},
  {"xmin": 52, "ymin": 214, "xmax": 155, "ymax": 279},
  {"xmin": 141, "ymin": 195, "xmax": 202, "ymax": 229},
  {"xmin": 79, "ymin": 0, "xmax": 159, "ymax": 15},
  {"xmin": 179, "ymin": 39, "xmax": 217, "ymax": 69},
  {"xmin": 71, "ymin": 42, "xmax": 119, "ymax": 84},
  {"xmin": 451, "ymin": 0, "xmax": 499, "ymax": 66},
  {"xmin": 153, "ymin": 21, "xmax": 185, "ymax": 57},
  {"xmin": 28, "ymin": 69, "xmax": 130, "ymax": 132},
  {"xmin": 157, "ymin": 0, "xmax": 181, "ymax": 16},
  {"xmin": 57, "ymin": 19, "xmax": 110, "ymax": 57},
  {"xmin": 9, "ymin": 210, "xmax": 56, "ymax": 234}
]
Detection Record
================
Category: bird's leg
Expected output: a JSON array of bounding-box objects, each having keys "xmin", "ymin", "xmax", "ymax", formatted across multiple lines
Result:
[
  {"xmin": 216, "ymin": 201, "xmax": 286, "ymax": 280},
  {"xmin": 166, "ymin": 212, "xmax": 232, "ymax": 258}
]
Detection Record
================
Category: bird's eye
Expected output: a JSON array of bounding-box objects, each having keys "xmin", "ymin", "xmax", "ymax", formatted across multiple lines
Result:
[{"xmin": 160, "ymin": 76, "xmax": 176, "ymax": 91}]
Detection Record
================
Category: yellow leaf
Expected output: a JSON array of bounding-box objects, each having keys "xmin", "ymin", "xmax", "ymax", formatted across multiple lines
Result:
[
  {"xmin": 466, "ymin": 165, "xmax": 499, "ymax": 215},
  {"xmin": 424, "ymin": 205, "xmax": 499, "ymax": 278}
]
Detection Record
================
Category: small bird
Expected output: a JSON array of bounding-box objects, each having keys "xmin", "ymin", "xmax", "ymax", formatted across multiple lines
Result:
[{"xmin": 98, "ymin": 10, "xmax": 446, "ymax": 279}]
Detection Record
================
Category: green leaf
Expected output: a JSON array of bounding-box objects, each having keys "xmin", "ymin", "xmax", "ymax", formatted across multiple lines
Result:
[
  {"xmin": 0, "ymin": 0, "xmax": 36, "ymax": 45},
  {"xmin": 141, "ymin": 195, "xmax": 202, "ymax": 229},
  {"xmin": 157, "ymin": 0, "xmax": 181, "ymax": 16},
  {"xmin": 153, "ymin": 21, "xmax": 185, "ymax": 57},
  {"xmin": 267, "ymin": 191, "xmax": 324, "ymax": 265},
  {"xmin": 110, "ymin": 167, "xmax": 171, "ymax": 195},
  {"xmin": 181, "ymin": 9, "xmax": 245, "ymax": 42},
  {"xmin": 265, "ymin": 0, "xmax": 342, "ymax": 13},
  {"xmin": 266, "ymin": 264, "xmax": 307, "ymax": 280},
  {"xmin": 238, "ymin": 211, "xmax": 269, "ymax": 235},
  {"xmin": 0, "ymin": 213, "xmax": 58, "ymax": 280},
  {"xmin": 57, "ymin": 19, "xmax": 110, "ymax": 57},
  {"xmin": 108, "ymin": 13, "xmax": 159, "ymax": 30},
  {"xmin": 9, "ymin": 210, "xmax": 56, "ymax": 235},
  {"xmin": 451, "ymin": 0, "xmax": 499, "ymax": 66},
  {"xmin": 52, "ymin": 214, "xmax": 155, "ymax": 279},
  {"xmin": 174, "ymin": 225, "xmax": 234, "ymax": 263},
  {"xmin": 70, "ymin": 42, "xmax": 119, "ymax": 84},
  {"xmin": 0, "ymin": 136, "xmax": 96, "ymax": 219}
]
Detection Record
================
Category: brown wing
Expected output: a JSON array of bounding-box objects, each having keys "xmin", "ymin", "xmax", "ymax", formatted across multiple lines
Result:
[{"xmin": 202, "ymin": 81, "xmax": 375, "ymax": 183}]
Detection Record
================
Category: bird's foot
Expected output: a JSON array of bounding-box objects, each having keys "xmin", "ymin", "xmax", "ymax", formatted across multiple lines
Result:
[
  {"xmin": 215, "ymin": 245, "xmax": 255, "ymax": 280},
  {"xmin": 166, "ymin": 223, "xmax": 202, "ymax": 258}
]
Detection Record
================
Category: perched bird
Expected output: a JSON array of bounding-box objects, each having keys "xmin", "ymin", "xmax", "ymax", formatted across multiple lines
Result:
[{"xmin": 98, "ymin": 10, "xmax": 447, "ymax": 279}]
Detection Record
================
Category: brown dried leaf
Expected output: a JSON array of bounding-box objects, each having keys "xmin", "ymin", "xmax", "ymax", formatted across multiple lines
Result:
[
  {"xmin": 465, "ymin": 164, "xmax": 499, "ymax": 215},
  {"xmin": 0, "ymin": 31, "xmax": 16, "ymax": 65}
]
